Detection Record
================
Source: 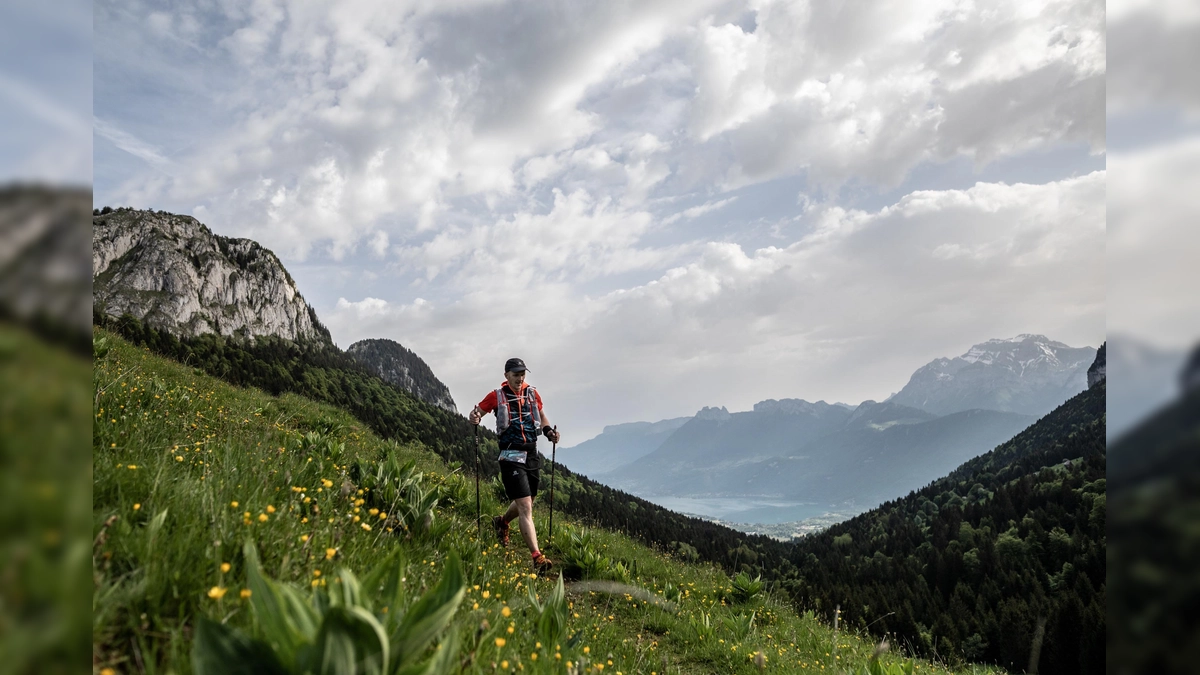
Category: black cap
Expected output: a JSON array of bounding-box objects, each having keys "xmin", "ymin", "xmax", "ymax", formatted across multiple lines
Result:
[{"xmin": 504, "ymin": 357, "xmax": 528, "ymax": 373}]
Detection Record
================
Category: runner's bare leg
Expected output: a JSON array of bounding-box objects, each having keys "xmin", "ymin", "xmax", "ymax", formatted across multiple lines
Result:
[{"xmin": 503, "ymin": 497, "xmax": 539, "ymax": 552}]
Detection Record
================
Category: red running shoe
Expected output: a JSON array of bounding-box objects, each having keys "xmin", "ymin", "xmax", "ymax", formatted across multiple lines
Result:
[{"xmin": 492, "ymin": 515, "xmax": 510, "ymax": 547}]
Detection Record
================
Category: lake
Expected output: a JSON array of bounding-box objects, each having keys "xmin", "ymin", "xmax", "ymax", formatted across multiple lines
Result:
[{"xmin": 637, "ymin": 495, "xmax": 847, "ymax": 525}]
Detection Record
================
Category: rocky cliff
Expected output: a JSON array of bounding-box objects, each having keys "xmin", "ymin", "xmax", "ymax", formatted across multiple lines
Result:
[
  {"xmin": 346, "ymin": 338, "xmax": 457, "ymax": 413},
  {"xmin": 1088, "ymin": 342, "xmax": 1106, "ymax": 387},
  {"xmin": 92, "ymin": 208, "xmax": 332, "ymax": 345},
  {"xmin": 1, "ymin": 185, "xmax": 92, "ymax": 337}
]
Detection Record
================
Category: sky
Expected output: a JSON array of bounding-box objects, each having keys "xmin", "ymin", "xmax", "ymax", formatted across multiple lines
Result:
[
  {"xmin": 90, "ymin": 0, "xmax": 1117, "ymax": 441},
  {"xmin": 0, "ymin": 0, "xmax": 92, "ymax": 184}
]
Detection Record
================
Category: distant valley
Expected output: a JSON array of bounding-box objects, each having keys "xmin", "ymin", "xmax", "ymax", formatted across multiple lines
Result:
[{"xmin": 559, "ymin": 334, "xmax": 1096, "ymax": 529}]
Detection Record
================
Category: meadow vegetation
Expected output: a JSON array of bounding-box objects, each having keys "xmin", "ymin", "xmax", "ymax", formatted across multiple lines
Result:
[{"xmin": 92, "ymin": 327, "xmax": 1003, "ymax": 674}]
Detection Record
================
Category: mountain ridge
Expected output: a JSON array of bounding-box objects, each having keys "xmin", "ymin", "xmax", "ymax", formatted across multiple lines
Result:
[
  {"xmin": 347, "ymin": 338, "xmax": 457, "ymax": 413},
  {"xmin": 888, "ymin": 334, "xmax": 1094, "ymax": 416},
  {"xmin": 92, "ymin": 208, "xmax": 332, "ymax": 345}
]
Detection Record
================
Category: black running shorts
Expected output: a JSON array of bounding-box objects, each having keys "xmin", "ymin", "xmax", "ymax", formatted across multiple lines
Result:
[{"xmin": 499, "ymin": 447, "xmax": 540, "ymax": 500}]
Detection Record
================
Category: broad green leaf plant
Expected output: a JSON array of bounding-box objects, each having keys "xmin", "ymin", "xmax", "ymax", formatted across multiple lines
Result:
[{"xmin": 192, "ymin": 542, "xmax": 465, "ymax": 675}]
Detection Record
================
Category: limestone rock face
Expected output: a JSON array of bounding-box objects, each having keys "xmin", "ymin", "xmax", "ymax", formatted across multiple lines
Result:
[
  {"xmin": 1087, "ymin": 342, "xmax": 1106, "ymax": 388},
  {"xmin": 92, "ymin": 209, "xmax": 332, "ymax": 345},
  {"xmin": 1, "ymin": 186, "xmax": 92, "ymax": 336},
  {"xmin": 693, "ymin": 405, "xmax": 732, "ymax": 422},
  {"xmin": 346, "ymin": 338, "xmax": 458, "ymax": 413}
]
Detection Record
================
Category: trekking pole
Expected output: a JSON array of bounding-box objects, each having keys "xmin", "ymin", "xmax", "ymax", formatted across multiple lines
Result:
[
  {"xmin": 548, "ymin": 425, "xmax": 557, "ymax": 547},
  {"xmin": 473, "ymin": 424, "xmax": 482, "ymax": 544}
]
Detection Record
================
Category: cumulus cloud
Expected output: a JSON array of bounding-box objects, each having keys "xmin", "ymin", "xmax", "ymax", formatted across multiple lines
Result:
[
  {"xmin": 96, "ymin": 0, "xmax": 1107, "ymax": 438},
  {"xmin": 97, "ymin": 0, "xmax": 1105, "ymax": 259},
  {"xmin": 97, "ymin": 0, "xmax": 721, "ymax": 259},
  {"xmin": 329, "ymin": 174, "xmax": 1105, "ymax": 438},
  {"xmin": 1109, "ymin": 0, "xmax": 1200, "ymax": 114},
  {"xmin": 688, "ymin": 0, "xmax": 1105, "ymax": 189},
  {"xmin": 1109, "ymin": 139, "xmax": 1200, "ymax": 347}
]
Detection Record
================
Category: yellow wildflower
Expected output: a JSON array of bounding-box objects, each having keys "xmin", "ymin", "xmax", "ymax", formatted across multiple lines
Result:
[
  {"xmin": 207, "ymin": 586, "xmax": 227, "ymax": 599},
  {"xmin": 266, "ymin": 505, "xmax": 276, "ymax": 514},
  {"xmin": 240, "ymin": 589, "xmax": 252, "ymax": 599},
  {"xmin": 132, "ymin": 503, "xmax": 141, "ymax": 511},
  {"xmin": 501, "ymin": 606, "xmax": 511, "ymax": 618},
  {"xmin": 495, "ymin": 637, "xmax": 506, "ymax": 647},
  {"xmin": 220, "ymin": 562, "xmax": 231, "ymax": 573},
  {"xmin": 231, "ymin": 501, "xmax": 239, "ymax": 508},
  {"xmin": 326, "ymin": 548, "xmax": 337, "ymax": 560},
  {"xmin": 361, "ymin": 523, "xmax": 372, "ymax": 531},
  {"xmin": 300, "ymin": 534, "xmax": 309, "ymax": 543},
  {"xmin": 258, "ymin": 513, "xmax": 268, "ymax": 522}
]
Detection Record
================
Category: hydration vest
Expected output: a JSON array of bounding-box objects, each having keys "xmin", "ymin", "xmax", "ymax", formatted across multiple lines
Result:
[{"xmin": 495, "ymin": 385, "xmax": 542, "ymax": 444}]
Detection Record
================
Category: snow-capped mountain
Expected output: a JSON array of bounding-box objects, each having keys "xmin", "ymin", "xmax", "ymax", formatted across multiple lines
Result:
[{"xmin": 887, "ymin": 334, "xmax": 1096, "ymax": 417}]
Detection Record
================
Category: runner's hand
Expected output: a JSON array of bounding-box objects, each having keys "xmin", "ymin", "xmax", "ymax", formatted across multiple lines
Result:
[
  {"xmin": 469, "ymin": 408, "xmax": 483, "ymax": 425},
  {"xmin": 543, "ymin": 426, "xmax": 560, "ymax": 443}
]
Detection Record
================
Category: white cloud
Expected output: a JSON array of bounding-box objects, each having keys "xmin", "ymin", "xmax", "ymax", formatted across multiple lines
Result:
[
  {"xmin": 93, "ymin": 119, "xmax": 170, "ymax": 169},
  {"xmin": 98, "ymin": 0, "xmax": 1105, "ymax": 260},
  {"xmin": 1109, "ymin": 139, "xmax": 1200, "ymax": 347},
  {"xmin": 1109, "ymin": 0, "xmax": 1200, "ymax": 114},
  {"xmin": 368, "ymin": 230, "xmax": 389, "ymax": 258},
  {"xmin": 95, "ymin": 0, "xmax": 1108, "ymax": 439},
  {"xmin": 662, "ymin": 196, "xmax": 737, "ymax": 224},
  {"xmin": 685, "ymin": 0, "xmax": 1104, "ymax": 189},
  {"xmin": 329, "ymin": 173, "xmax": 1105, "ymax": 439}
]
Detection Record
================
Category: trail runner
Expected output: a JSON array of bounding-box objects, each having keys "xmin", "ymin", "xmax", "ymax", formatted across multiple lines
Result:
[{"xmin": 469, "ymin": 357, "xmax": 562, "ymax": 572}]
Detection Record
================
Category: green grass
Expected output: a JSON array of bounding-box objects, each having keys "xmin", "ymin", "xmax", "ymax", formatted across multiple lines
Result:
[
  {"xmin": 91, "ymin": 326, "xmax": 1004, "ymax": 675},
  {"xmin": 1, "ymin": 323, "xmax": 91, "ymax": 674}
]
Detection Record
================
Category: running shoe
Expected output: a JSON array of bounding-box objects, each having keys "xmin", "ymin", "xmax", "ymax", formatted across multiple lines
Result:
[{"xmin": 492, "ymin": 515, "xmax": 510, "ymax": 547}]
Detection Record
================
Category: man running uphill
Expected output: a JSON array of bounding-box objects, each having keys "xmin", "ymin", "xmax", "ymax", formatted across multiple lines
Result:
[{"xmin": 469, "ymin": 358, "xmax": 562, "ymax": 572}]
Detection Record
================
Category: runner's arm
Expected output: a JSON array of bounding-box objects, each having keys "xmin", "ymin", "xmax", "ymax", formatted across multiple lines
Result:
[{"xmin": 469, "ymin": 391, "xmax": 498, "ymax": 425}]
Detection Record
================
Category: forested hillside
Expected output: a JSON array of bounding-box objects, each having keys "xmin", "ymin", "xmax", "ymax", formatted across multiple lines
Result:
[
  {"xmin": 1108, "ymin": 385, "xmax": 1200, "ymax": 674},
  {"xmin": 95, "ymin": 311, "xmax": 789, "ymax": 580},
  {"xmin": 91, "ymin": 326, "xmax": 992, "ymax": 675},
  {"xmin": 95, "ymin": 310, "xmax": 1106, "ymax": 672},
  {"xmin": 784, "ymin": 383, "xmax": 1106, "ymax": 674},
  {"xmin": 346, "ymin": 338, "xmax": 458, "ymax": 413}
]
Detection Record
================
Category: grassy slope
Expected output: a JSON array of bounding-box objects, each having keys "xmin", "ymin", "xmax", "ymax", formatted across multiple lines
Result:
[
  {"xmin": 92, "ymin": 327, "xmax": 1000, "ymax": 675},
  {"xmin": 1, "ymin": 323, "xmax": 91, "ymax": 674}
]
